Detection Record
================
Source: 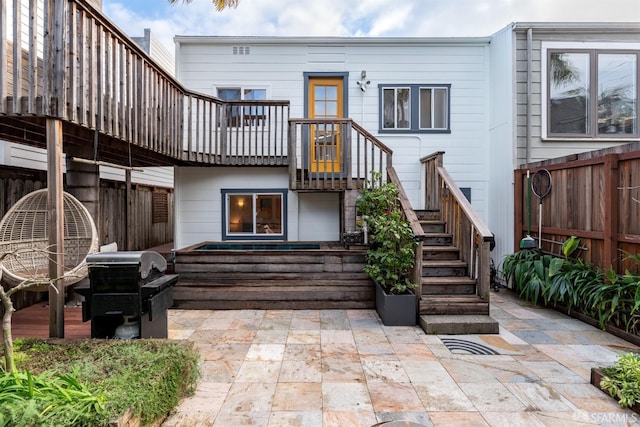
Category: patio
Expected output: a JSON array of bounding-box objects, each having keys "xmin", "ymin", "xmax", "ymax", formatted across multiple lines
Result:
[
  {"xmin": 7, "ymin": 290, "xmax": 640, "ymax": 426},
  {"xmin": 162, "ymin": 290, "xmax": 640, "ymax": 426}
]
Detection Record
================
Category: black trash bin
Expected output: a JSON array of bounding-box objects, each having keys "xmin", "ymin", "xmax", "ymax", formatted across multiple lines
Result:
[{"xmin": 75, "ymin": 251, "xmax": 178, "ymax": 339}]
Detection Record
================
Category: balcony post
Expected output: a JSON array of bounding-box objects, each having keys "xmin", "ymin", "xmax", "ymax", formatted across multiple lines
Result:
[{"xmin": 47, "ymin": 118, "xmax": 65, "ymax": 338}]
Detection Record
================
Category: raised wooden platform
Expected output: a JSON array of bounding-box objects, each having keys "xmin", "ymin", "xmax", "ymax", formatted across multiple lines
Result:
[
  {"xmin": 1, "ymin": 303, "xmax": 90, "ymax": 339},
  {"xmin": 173, "ymin": 242, "xmax": 374, "ymax": 310}
]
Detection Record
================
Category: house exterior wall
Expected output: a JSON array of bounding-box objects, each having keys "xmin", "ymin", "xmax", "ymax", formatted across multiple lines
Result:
[
  {"xmin": 175, "ymin": 166, "xmax": 301, "ymax": 249},
  {"xmin": 513, "ymin": 24, "xmax": 640, "ymax": 166},
  {"xmin": 174, "ymin": 36, "xmax": 493, "ymax": 246},
  {"xmin": 507, "ymin": 23, "xmax": 640, "ymax": 257},
  {"xmin": 487, "ymin": 24, "xmax": 517, "ymax": 264}
]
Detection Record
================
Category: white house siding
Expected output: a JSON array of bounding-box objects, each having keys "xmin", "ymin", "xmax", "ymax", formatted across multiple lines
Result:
[
  {"xmin": 0, "ymin": 141, "xmax": 174, "ymax": 187},
  {"xmin": 132, "ymin": 29, "xmax": 175, "ymax": 77},
  {"xmin": 174, "ymin": 166, "xmax": 302, "ymax": 249},
  {"xmin": 513, "ymin": 24, "xmax": 640, "ymax": 167},
  {"xmin": 487, "ymin": 24, "xmax": 517, "ymax": 264},
  {"xmin": 298, "ymin": 193, "xmax": 340, "ymax": 241},
  {"xmin": 175, "ymin": 36, "xmax": 492, "ymax": 224}
]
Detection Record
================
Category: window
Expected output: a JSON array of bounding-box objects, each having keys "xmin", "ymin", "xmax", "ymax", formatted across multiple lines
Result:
[
  {"xmin": 222, "ymin": 190, "xmax": 286, "ymax": 240},
  {"xmin": 216, "ymin": 87, "xmax": 267, "ymax": 127},
  {"xmin": 379, "ymin": 84, "xmax": 450, "ymax": 133},
  {"xmin": 547, "ymin": 49, "xmax": 638, "ymax": 138}
]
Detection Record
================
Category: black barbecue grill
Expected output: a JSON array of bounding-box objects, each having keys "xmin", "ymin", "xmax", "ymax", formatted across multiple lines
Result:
[{"xmin": 75, "ymin": 251, "xmax": 178, "ymax": 339}]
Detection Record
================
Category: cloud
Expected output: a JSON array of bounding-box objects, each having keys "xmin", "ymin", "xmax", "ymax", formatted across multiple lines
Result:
[{"xmin": 103, "ymin": 0, "xmax": 640, "ymax": 52}]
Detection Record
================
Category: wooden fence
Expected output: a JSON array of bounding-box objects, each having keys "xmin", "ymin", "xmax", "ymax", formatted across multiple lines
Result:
[
  {"xmin": 515, "ymin": 143, "xmax": 640, "ymax": 274},
  {"xmin": 0, "ymin": 171, "xmax": 173, "ymax": 308}
]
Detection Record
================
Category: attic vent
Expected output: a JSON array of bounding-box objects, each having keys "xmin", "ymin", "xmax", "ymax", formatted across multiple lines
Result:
[{"xmin": 233, "ymin": 46, "xmax": 250, "ymax": 55}]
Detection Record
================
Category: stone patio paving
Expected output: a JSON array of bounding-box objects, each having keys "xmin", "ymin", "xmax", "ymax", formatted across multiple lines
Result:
[{"xmin": 162, "ymin": 290, "xmax": 640, "ymax": 427}]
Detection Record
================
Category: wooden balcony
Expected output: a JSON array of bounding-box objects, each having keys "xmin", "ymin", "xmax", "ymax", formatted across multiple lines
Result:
[{"xmin": 0, "ymin": 0, "xmax": 290, "ymax": 168}]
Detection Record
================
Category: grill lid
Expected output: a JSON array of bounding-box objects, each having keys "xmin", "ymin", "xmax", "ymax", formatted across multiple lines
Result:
[{"xmin": 86, "ymin": 251, "xmax": 167, "ymax": 279}]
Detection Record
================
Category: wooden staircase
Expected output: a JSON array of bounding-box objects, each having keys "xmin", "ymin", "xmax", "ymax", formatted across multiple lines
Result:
[{"xmin": 416, "ymin": 210, "xmax": 490, "ymax": 316}]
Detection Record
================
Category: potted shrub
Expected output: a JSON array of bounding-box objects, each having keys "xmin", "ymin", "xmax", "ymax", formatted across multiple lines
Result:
[{"xmin": 358, "ymin": 174, "xmax": 418, "ymax": 326}]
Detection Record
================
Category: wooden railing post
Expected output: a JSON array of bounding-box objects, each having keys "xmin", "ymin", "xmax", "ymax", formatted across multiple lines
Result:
[
  {"xmin": 345, "ymin": 121, "xmax": 353, "ymax": 189},
  {"xmin": 288, "ymin": 120, "xmax": 297, "ymax": 190},
  {"xmin": 603, "ymin": 154, "xmax": 620, "ymax": 271},
  {"xmin": 51, "ymin": 0, "xmax": 65, "ymax": 117}
]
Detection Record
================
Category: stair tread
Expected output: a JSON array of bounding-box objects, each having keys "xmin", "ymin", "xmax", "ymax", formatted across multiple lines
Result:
[
  {"xmin": 422, "ymin": 260, "xmax": 467, "ymax": 267},
  {"xmin": 421, "ymin": 295, "xmax": 486, "ymax": 302},
  {"xmin": 422, "ymin": 276, "xmax": 476, "ymax": 284},
  {"xmin": 422, "ymin": 245, "xmax": 459, "ymax": 251}
]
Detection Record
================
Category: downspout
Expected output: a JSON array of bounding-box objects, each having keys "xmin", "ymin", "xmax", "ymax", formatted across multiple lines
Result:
[{"xmin": 525, "ymin": 28, "xmax": 532, "ymax": 164}]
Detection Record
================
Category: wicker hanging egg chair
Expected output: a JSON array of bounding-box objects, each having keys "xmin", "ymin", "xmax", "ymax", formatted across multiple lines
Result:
[{"xmin": 0, "ymin": 189, "xmax": 99, "ymax": 290}]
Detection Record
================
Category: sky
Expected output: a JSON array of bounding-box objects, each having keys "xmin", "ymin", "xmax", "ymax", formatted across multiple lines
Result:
[{"xmin": 102, "ymin": 0, "xmax": 640, "ymax": 52}]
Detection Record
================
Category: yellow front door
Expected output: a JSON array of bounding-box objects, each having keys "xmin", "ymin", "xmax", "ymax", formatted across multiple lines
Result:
[{"xmin": 309, "ymin": 77, "xmax": 343, "ymax": 173}]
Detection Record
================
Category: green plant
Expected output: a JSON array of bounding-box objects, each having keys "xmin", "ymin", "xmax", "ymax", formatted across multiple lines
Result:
[
  {"xmin": 364, "ymin": 208, "xmax": 417, "ymax": 294},
  {"xmin": 1, "ymin": 339, "xmax": 200, "ymax": 426},
  {"xmin": 356, "ymin": 171, "xmax": 399, "ymax": 220},
  {"xmin": 357, "ymin": 172, "xmax": 417, "ymax": 295},
  {"xmin": 584, "ymin": 266, "xmax": 640, "ymax": 333},
  {"xmin": 0, "ymin": 369, "xmax": 106, "ymax": 426},
  {"xmin": 501, "ymin": 248, "xmax": 552, "ymax": 303},
  {"xmin": 600, "ymin": 352, "xmax": 640, "ymax": 408},
  {"xmin": 501, "ymin": 236, "xmax": 603, "ymax": 312}
]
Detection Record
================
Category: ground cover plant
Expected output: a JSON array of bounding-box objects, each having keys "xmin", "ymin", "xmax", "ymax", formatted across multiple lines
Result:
[
  {"xmin": 501, "ymin": 238, "xmax": 640, "ymax": 335},
  {"xmin": 600, "ymin": 352, "xmax": 640, "ymax": 409},
  {"xmin": 0, "ymin": 338, "xmax": 200, "ymax": 426}
]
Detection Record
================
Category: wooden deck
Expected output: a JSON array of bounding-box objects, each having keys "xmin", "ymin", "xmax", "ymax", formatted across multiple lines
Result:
[{"xmin": 2, "ymin": 304, "xmax": 90, "ymax": 339}]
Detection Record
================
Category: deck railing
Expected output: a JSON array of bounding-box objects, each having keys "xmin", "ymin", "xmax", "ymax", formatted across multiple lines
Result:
[
  {"xmin": 421, "ymin": 152, "xmax": 493, "ymax": 300},
  {"xmin": 1, "ymin": 0, "xmax": 290, "ymax": 165},
  {"xmin": 288, "ymin": 118, "xmax": 393, "ymax": 190}
]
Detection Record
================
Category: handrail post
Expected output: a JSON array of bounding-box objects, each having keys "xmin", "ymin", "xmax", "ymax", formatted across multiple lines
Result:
[
  {"xmin": 345, "ymin": 121, "xmax": 352, "ymax": 189},
  {"xmin": 288, "ymin": 120, "xmax": 297, "ymax": 190}
]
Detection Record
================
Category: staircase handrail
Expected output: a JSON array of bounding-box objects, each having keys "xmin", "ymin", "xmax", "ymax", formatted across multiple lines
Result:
[{"xmin": 421, "ymin": 152, "xmax": 493, "ymax": 300}]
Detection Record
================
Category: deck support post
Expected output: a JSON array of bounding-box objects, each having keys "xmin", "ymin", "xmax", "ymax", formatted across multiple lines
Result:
[{"xmin": 47, "ymin": 118, "xmax": 65, "ymax": 338}]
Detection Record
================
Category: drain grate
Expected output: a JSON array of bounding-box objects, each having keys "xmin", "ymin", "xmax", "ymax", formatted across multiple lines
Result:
[{"xmin": 440, "ymin": 338, "xmax": 501, "ymax": 355}]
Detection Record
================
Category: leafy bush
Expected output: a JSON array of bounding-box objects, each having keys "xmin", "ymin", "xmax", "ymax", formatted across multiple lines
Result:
[
  {"xmin": 502, "ymin": 238, "xmax": 640, "ymax": 335},
  {"xmin": 364, "ymin": 208, "xmax": 417, "ymax": 294},
  {"xmin": 600, "ymin": 352, "xmax": 640, "ymax": 408},
  {"xmin": 357, "ymin": 172, "xmax": 417, "ymax": 295}
]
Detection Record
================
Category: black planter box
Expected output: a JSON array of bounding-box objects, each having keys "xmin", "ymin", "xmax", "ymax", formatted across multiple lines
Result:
[{"xmin": 374, "ymin": 281, "xmax": 416, "ymax": 326}]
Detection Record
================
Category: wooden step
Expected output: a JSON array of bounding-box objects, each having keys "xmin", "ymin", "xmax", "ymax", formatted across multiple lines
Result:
[
  {"xmin": 173, "ymin": 244, "xmax": 371, "ymax": 309},
  {"xmin": 419, "ymin": 295, "xmax": 489, "ymax": 315},
  {"xmin": 173, "ymin": 279, "xmax": 374, "ymax": 310},
  {"xmin": 423, "ymin": 233, "xmax": 452, "ymax": 246},
  {"xmin": 420, "ymin": 220, "xmax": 446, "ymax": 233},
  {"xmin": 421, "ymin": 276, "xmax": 477, "ymax": 295},
  {"xmin": 414, "ymin": 210, "xmax": 441, "ymax": 221},
  {"xmin": 422, "ymin": 260, "xmax": 468, "ymax": 277},
  {"xmin": 422, "ymin": 245, "xmax": 460, "ymax": 261}
]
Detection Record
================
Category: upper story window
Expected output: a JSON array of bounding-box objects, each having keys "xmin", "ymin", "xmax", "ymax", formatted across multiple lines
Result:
[
  {"xmin": 547, "ymin": 49, "xmax": 638, "ymax": 138},
  {"xmin": 379, "ymin": 84, "xmax": 450, "ymax": 133},
  {"xmin": 216, "ymin": 87, "xmax": 267, "ymax": 127}
]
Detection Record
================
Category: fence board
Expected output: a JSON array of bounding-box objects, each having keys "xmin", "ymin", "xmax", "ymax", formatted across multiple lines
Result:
[{"xmin": 515, "ymin": 146, "xmax": 640, "ymax": 274}]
